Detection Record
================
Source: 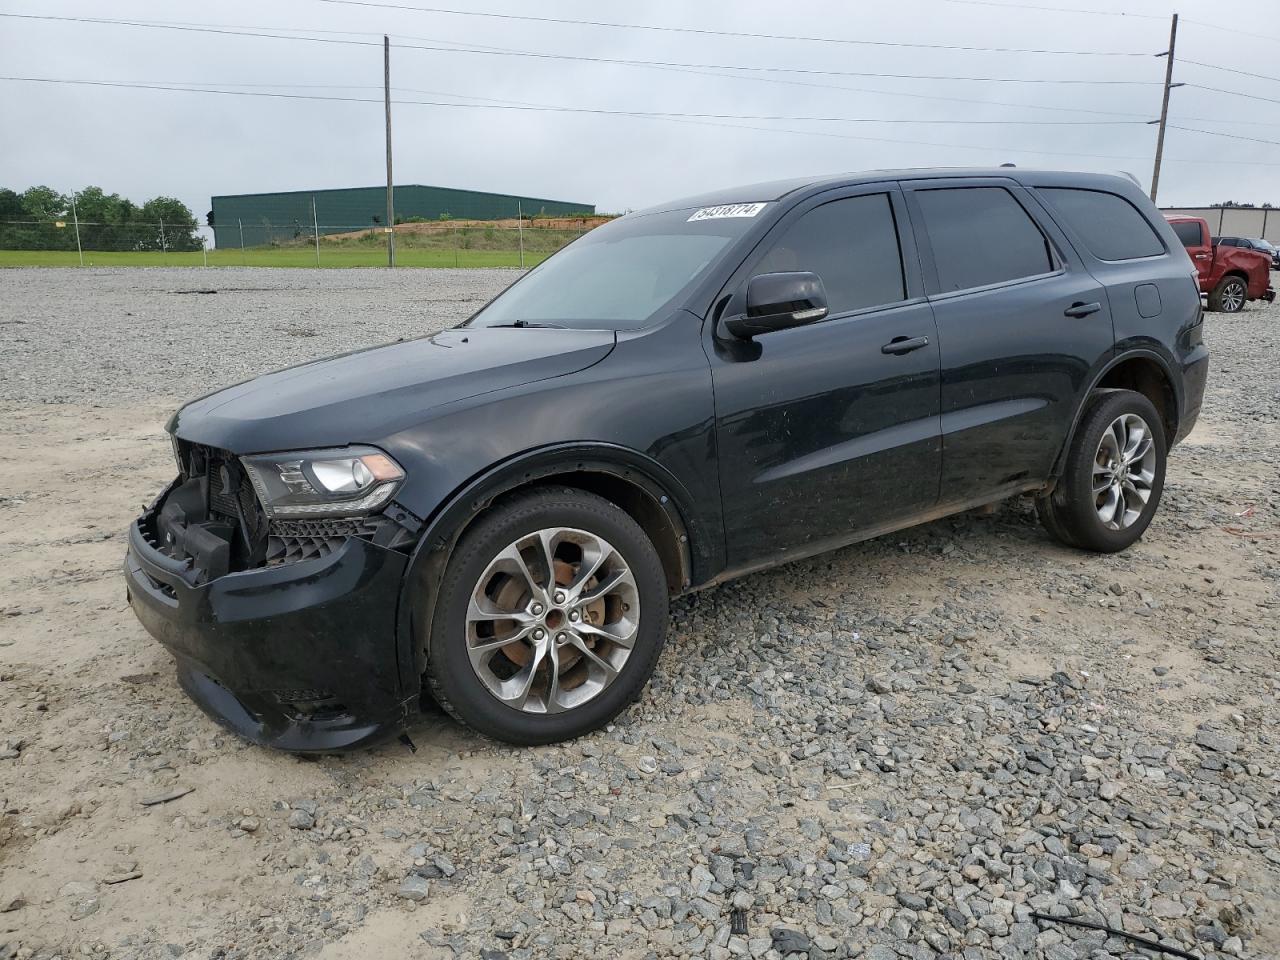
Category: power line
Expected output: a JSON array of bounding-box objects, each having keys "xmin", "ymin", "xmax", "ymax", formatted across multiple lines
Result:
[
  {"xmin": 79, "ymin": 75, "xmax": 1280, "ymax": 129},
  {"xmin": 8, "ymin": 12, "xmax": 1279, "ymax": 167},
  {"xmin": 1169, "ymin": 125, "xmax": 1280, "ymax": 149},
  {"xmin": 1180, "ymin": 18, "xmax": 1280, "ymax": 44},
  {"xmin": 9, "ymin": 11, "xmax": 1278, "ymax": 121},
  {"xmin": 939, "ymin": 0, "xmax": 1165, "ymax": 19},
  {"xmin": 0, "ymin": 13, "xmax": 383, "ymax": 46},
  {"xmin": 1181, "ymin": 59, "xmax": 1280, "ymax": 85},
  {"xmin": 0, "ymin": 13, "xmax": 1168, "ymax": 85},
  {"xmin": 0, "ymin": 12, "xmax": 1169, "ymax": 121},
  {"xmin": 7, "ymin": 75, "xmax": 1280, "ymax": 167},
  {"xmin": 393, "ymin": 34, "xmax": 1164, "ymax": 119},
  {"xmin": 45, "ymin": 13, "xmax": 1280, "ymax": 130},
  {"xmin": 1184, "ymin": 83, "xmax": 1280, "ymax": 106},
  {"xmin": 1168, "ymin": 116, "xmax": 1280, "ymax": 128},
  {"xmin": 400, "ymin": 84, "xmax": 1280, "ymax": 166},
  {"xmin": 932, "ymin": 4, "xmax": 1280, "ymax": 43},
  {"xmin": 0, "ymin": 14, "xmax": 1154, "ymax": 82},
  {"xmin": 0, "ymin": 76, "xmax": 1149, "ymax": 126},
  {"xmin": 300, "ymin": 0, "xmax": 1152, "ymax": 55}
]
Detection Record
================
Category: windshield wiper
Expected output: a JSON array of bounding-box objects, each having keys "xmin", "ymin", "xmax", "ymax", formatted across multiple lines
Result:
[{"xmin": 486, "ymin": 320, "xmax": 566, "ymax": 329}]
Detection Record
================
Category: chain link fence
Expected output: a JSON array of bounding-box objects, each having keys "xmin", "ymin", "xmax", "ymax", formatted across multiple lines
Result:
[{"xmin": 0, "ymin": 217, "xmax": 607, "ymax": 268}]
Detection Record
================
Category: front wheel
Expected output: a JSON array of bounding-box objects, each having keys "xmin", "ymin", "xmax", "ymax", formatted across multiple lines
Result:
[
  {"xmin": 1038, "ymin": 389, "xmax": 1167, "ymax": 553},
  {"xmin": 1208, "ymin": 275, "xmax": 1247, "ymax": 313},
  {"xmin": 425, "ymin": 487, "xmax": 669, "ymax": 745}
]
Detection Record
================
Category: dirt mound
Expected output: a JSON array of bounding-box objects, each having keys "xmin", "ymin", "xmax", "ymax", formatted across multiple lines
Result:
[{"xmin": 323, "ymin": 216, "xmax": 613, "ymax": 242}]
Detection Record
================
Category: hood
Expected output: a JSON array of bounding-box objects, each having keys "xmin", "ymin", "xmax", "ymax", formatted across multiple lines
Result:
[{"xmin": 169, "ymin": 327, "xmax": 616, "ymax": 453}]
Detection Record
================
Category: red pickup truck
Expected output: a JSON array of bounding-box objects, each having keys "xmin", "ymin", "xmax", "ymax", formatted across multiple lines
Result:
[{"xmin": 1165, "ymin": 215, "xmax": 1275, "ymax": 313}]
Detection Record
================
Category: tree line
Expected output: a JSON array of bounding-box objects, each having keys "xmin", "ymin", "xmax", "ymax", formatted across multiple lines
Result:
[{"xmin": 0, "ymin": 185, "xmax": 203, "ymax": 251}]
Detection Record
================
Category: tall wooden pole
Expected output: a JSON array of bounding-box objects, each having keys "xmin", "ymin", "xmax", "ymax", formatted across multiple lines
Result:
[
  {"xmin": 312, "ymin": 197, "xmax": 321, "ymax": 267},
  {"xmin": 384, "ymin": 34, "xmax": 396, "ymax": 267},
  {"xmin": 70, "ymin": 193, "xmax": 83, "ymax": 267},
  {"xmin": 1150, "ymin": 13, "xmax": 1179, "ymax": 203}
]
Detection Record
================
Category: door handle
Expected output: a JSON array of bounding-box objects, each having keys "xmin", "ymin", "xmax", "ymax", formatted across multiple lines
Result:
[
  {"xmin": 1194, "ymin": 253, "xmax": 1210, "ymax": 260},
  {"xmin": 1064, "ymin": 301, "xmax": 1102, "ymax": 318},
  {"xmin": 881, "ymin": 335, "xmax": 930, "ymax": 355}
]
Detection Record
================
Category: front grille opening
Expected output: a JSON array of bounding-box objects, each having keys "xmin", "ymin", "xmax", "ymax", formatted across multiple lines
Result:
[
  {"xmin": 161, "ymin": 440, "xmax": 406, "ymax": 576},
  {"xmin": 169, "ymin": 442, "xmax": 270, "ymax": 572},
  {"xmin": 266, "ymin": 516, "xmax": 384, "ymax": 566}
]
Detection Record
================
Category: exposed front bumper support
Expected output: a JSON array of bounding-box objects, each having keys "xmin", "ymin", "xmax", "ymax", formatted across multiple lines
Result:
[{"xmin": 125, "ymin": 492, "xmax": 415, "ymax": 753}]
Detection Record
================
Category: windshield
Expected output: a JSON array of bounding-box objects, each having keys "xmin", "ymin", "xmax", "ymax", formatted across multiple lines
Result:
[{"xmin": 467, "ymin": 205, "xmax": 768, "ymax": 331}]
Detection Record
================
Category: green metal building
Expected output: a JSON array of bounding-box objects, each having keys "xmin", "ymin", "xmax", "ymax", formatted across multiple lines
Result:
[{"xmin": 210, "ymin": 184, "xmax": 595, "ymax": 248}]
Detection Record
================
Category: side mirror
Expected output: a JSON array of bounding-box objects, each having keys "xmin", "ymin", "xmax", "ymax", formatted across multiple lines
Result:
[{"xmin": 723, "ymin": 271, "xmax": 829, "ymax": 339}]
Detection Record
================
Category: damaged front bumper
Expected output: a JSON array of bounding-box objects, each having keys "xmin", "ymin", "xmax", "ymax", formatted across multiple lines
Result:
[{"xmin": 125, "ymin": 477, "xmax": 417, "ymax": 753}]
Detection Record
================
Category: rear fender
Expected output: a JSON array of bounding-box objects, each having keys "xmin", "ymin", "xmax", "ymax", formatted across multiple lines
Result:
[{"xmin": 1047, "ymin": 348, "xmax": 1182, "ymax": 484}]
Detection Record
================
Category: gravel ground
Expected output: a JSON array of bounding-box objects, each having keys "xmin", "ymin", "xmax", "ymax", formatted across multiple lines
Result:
[
  {"xmin": 0, "ymin": 267, "xmax": 519, "ymax": 404},
  {"xmin": 1, "ymin": 268, "xmax": 1277, "ymax": 960}
]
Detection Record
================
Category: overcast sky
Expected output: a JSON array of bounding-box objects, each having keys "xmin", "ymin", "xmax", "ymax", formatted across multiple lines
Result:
[{"xmin": 2, "ymin": 0, "xmax": 1277, "ymax": 225}]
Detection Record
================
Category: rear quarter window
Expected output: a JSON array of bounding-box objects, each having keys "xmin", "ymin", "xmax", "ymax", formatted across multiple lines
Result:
[
  {"xmin": 1038, "ymin": 188, "xmax": 1165, "ymax": 261},
  {"xmin": 1171, "ymin": 221, "xmax": 1204, "ymax": 248}
]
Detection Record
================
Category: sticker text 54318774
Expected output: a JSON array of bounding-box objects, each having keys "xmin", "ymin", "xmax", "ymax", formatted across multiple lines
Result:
[{"xmin": 687, "ymin": 202, "xmax": 768, "ymax": 222}]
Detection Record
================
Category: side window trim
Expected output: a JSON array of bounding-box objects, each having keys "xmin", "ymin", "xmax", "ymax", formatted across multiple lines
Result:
[
  {"xmin": 923, "ymin": 267, "xmax": 1064, "ymax": 304},
  {"xmin": 901, "ymin": 180, "xmax": 1066, "ymax": 299}
]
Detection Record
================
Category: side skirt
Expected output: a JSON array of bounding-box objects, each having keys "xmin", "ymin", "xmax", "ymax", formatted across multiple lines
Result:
[{"xmin": 692, "ymin": 479, "xmax": 1043, "ymax": 593}]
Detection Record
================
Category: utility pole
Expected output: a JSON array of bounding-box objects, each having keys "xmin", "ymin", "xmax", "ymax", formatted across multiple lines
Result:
[
  {"xmin": 1149, "ymin": 13, "xmax": 1180, "ymax": 203},
  {"xmin": 312, "ymin": 197, "xmax": 321, "ymax": 267},
  {"xmin": 384, "ymin": 34, "xmax": 396, "ymax": 268},
  {"xmin": 69, "ymin": 192, "xmax": 84, "ymax": 267},
  {"xmin": 517, "ymin": 201, "xmax": 524, "ymax": 269}
]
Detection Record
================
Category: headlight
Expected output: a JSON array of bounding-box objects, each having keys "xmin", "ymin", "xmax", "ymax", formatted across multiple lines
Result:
[{"xmin": 241, "ymin": 446, "xmax": 405, "ymax": 519}]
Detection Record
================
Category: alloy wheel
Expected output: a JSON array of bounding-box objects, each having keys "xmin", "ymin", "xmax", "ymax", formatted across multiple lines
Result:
[
  {"xmin": 1221, "ymin": 279, "xmax": 1245, "ymax": 312},
  {"xmin": 464, "ymin": 527, "xmax": 639, "ymax": 714},
  {"xmin": 1092, "ymin": 413, "xmax": 1157, "ymax": 530}
]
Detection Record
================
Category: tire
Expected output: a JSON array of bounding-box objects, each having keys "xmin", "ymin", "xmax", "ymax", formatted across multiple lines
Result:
[
  {"xmin": 425, "ymin": 486, "xmax": 669, "ymax": 745},
  {"xmin": 1037, "ymin": 389, "xmax": 1167, "ymax": 553},
  {"xmin": 1208, "ymin": 275, "xmax": 1247, "ymax": 313}
]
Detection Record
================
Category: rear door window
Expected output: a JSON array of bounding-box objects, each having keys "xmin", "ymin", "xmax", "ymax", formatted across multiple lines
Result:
[
  {"xmin": 1171, "ymin": 221, "xmax": 1204, "ymax": 248},
  {"xmin": 753, "ymin": 193, "xmax": 905, "ymax": 315},
  {"xmin": 1038, "ymin": 187, "xmax": 1164, "ymax": 261},
  {"xmin": 913, "ymin": 187, "xmax": 1055, "ymax": 292}
]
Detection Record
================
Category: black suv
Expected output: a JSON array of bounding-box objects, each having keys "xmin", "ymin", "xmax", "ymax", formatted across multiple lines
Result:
[{"xmin": 126, "ymin": 169, "xmax": 1208, "ymax": 752}]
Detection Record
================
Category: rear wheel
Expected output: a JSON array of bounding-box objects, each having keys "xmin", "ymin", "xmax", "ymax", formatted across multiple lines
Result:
[
  {"xmin": 1208, "ymin": 275, "xmax": 1247, "ymax": 313},
  {"xmin": 1038, "ymin": 389, "xmax": 1166, "ymax": 553},
  {"xmin": 425, "ymin": 487, "xmax": 668, "ymax": 745}
]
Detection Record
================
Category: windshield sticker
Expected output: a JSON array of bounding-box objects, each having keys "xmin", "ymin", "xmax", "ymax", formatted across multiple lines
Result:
[{"xmin": 687, "ymin": 202, "xmax": 768, "ymax": 222}]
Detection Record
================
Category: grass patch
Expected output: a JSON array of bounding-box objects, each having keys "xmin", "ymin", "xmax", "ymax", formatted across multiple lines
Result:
[{"xmin": 1, "ymin": 223, "xmax": 593, "ymax": 268}]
